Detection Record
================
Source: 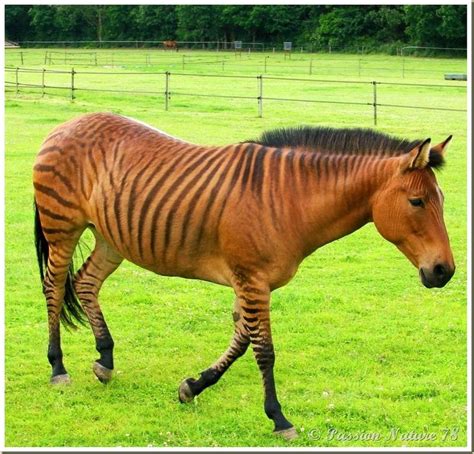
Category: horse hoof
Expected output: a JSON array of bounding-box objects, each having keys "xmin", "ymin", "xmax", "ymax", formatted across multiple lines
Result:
[
  {"xmin": 50, "ymin": 374, "xmax": 71, "ymax": 385},
  {"xmin": 93, "ymin": 361, "xmax": 113, "ymax": 383},
  {"xmin": 178, "ymin": 378, "xmax": 195, "ymax": 403},
  {"xmin": 274, "ymin": 426, "xmax": 298, "ymax": 441}
]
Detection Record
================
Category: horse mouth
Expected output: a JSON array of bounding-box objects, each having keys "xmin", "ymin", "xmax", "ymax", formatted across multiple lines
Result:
[{"xmin": 419, "ymin": 268, "xmax": 434, "ymax": 288}]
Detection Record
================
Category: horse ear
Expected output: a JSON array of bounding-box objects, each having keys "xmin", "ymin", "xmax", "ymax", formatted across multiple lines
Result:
[
  {"xmin": 400, "ymin": 138, "xmax": 431, "ymax": 172},
  {"xmin": 431, "ymin": 135, "xmax": 452, "ymax": 157}
]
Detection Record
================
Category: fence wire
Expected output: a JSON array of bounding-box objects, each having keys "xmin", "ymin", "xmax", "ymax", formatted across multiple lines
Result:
[{"xmin": 4, "ymin": 67, "xmax": 467, "ymax": 125}]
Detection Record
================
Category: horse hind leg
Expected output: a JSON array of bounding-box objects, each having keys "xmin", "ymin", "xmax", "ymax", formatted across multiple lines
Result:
[
  {"xmin": 41, "ymin": 234, "xmax": 85, "ymax": 384},
  {"xmin": 73, "ymin": 229, "xmax": 123, "ymax": 383}
]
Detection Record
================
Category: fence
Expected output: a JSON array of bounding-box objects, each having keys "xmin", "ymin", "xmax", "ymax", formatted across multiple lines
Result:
[
  {"xmin": 5, "ymin": 50, "xmax": 467, "ymax": 80},
  {"xmin": 18, "ymin": 40, "xmax": 266, "ymax": 51},
  {"xmin": 4, "ymin": 67, "xmax": 467, "ymax": 126},
  {"xmin": 16, "ymin": 41, "xmax": 469, "ymax": 57}
]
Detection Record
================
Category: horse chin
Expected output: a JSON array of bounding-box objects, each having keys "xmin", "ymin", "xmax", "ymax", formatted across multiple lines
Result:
[{"xmin": 419, "ymin": 268, "xmax": 434, "ymax": 289}]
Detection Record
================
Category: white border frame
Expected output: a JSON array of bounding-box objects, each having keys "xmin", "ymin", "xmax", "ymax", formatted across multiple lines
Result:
[{"xmin": 1, "ymin": 0, "xmax": 471, "ymax": 452}]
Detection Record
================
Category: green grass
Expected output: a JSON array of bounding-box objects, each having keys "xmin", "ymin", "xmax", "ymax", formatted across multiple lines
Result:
[
  {"xmin": 5, "ymin": 48, "xmax": 467, "ymax": 80},
  {"xmin": 4, "ymin": 50, "xmax": 468, "ymax": 448}
]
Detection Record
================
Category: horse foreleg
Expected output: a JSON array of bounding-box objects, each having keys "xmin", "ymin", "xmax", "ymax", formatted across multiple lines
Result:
[
  {"xmin": 178, "ymin": 297, "xmax": 250, "ymax": 401},
  {"xmin": 236, "ymin": 275, "xmax": 297, "ymax": 440}
]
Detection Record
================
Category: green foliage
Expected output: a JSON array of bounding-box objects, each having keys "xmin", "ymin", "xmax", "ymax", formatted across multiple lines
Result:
[
  {"xmin": 176, "ymin": 5, "xmax": 223, "ymax": 41},
  {"xmin": 4, "ymin": 5, "xmax": 31, "ymax": 42},
  {"xmin": 436, "ymin": 5, "xmax": 467, "ymax": 41},
  {"xmin": 313, "ymin": 6, "xmax": 368, "ymax": 48},
  {"xmin": 5, "ymin": 5, "xmax": 467, "ymax": 51},
  {"xmin": 404, "ymin": 5, "xmax": 467, "ymax": 47},
  {"xmin": 134, "ymin": 6, "xmax": 178, "ymax": 41}
]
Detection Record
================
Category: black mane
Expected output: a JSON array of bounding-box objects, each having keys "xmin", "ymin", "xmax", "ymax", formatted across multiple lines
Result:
[{"xmin": 250, "ymin": 126, "xmax": 444, "ymax": 169}]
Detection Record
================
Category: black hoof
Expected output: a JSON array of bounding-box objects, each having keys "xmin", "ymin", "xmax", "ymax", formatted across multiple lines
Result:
[
  {"xmin": 50, "ymin": 373, "xmax": 71, "ymax": 385},
  {"xmin": 93, "ymin": 361, "xmax": 113, "ymax": 383},
  {"xmin": 178, "ymin": 378, "xmax": 196, "ymax": 403},
  {"xmin": 274, "ymin": 426, "xmax": 298, "ymax": 440}
]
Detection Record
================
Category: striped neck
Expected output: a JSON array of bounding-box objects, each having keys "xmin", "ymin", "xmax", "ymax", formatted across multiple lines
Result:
[{"xmin": 294, "ymin": 150, "xmax": 397, "ymax": 257}]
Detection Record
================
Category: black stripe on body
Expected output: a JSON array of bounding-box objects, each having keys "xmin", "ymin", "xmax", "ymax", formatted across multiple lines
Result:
[
  {"xmin": 267, "ymin": 148, "xmax": 283, "ymax": 227},
  {"xmin": 212, "ymin": 145, "xmax": 248, "ymax": 231},
  {"xmin": 131, "ymin": 143, "xmax": 194, "ymax": 258},
  {"xmin": 250, "ymin": 145, "xmax": 267, "ymax": 200},
  {"xmin": 38, "ymin": 145, "xmax": 64, "ymax": 156},
  {"xmin": 240, "ymin": 144, "xmax": 256, "ymax": 195},
  {"xmin": 36, "ymin": 204, "xmax": 74, "ymax": 224},
  {"xmin": 163, "ymin": 146, "xmax": 235, "ymax": 256},
  {"xmin": 149, "ymin": 148, "xmax": 224, "ymax": 260},
  {"xmin": 190, "ymin": 146, "xmax": 242, "ymax": 249},
  {"xmin": 33, "ymin": 164, "xmax": 75, "ymax": 193},
  {"xmin": 33, "ymin": 182, "xmax": 82, "ymax": 211}
]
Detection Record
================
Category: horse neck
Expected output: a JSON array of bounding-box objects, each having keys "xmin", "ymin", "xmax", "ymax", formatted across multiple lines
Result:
[{"xmin": 292, "ymin": 150, "xmax": 395, "ymax": 256}]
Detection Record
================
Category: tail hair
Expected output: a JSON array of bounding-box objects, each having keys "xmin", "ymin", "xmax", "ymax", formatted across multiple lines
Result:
[{"xmin": 34, "ymin": 200, "xmax": 86, "ymax": 330}]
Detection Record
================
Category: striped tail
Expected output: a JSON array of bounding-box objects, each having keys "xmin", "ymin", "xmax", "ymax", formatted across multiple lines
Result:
[{"xmin": 34, "ymin": 200, "xmax": 86, "ymax": 329}]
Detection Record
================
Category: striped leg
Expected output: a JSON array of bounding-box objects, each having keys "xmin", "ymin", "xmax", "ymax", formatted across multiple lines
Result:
[
  {"xmin": 236, "ymin": 275, "xmax": 296, "ymax": 439},
  {"xmin": 74, "ymin": 233, "xmax": 123, "ymax": 383},
  {"xmin": 178, "ymin": 297, "xmax": 250, "ymax": 402},
  {"xmin": 44, "ymin": 239, "xmax": 79, "ymax": 384}
]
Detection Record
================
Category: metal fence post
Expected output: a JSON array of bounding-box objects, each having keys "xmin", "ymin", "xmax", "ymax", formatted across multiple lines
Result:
[
  {"xmin": 44, "ymin": 51, "xmax": 47, "ymax": 65},
  {"xmin": 95, "ymin": 53, "xmax": 98, "ymax": 66},
  {"xmin": 258, "ymin": 75, "xmax": 263, "ymax": 118},
  {"xmin": 71, "ymin": 68, "xmax": 75, "ymax": 101},
  {"xmin": 15, "ymin": 67, "xmax": 19, "ymax": 96},
  {"xmin": 42, "ymin": 68, "xmax": 46, "ymax": 97},
  {"xmin": 264, "ymin": 56, "xmax": 269, "ymax": 73},
  {"xmin": 20, "ymin": 51, "xmax": 24, "ymax": 65},
  {"xmin": 372, "ymin": 81, "xmax": 377, "ymax": 126},
  {"xmin": 165, "ymin": 71, "xmax": 170, "ymax": 111}
]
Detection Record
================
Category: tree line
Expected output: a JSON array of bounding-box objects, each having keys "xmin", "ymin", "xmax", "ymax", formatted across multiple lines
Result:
[{"xmin": 5, "ymin": 5, "xmax": 467, "ymax": 53}]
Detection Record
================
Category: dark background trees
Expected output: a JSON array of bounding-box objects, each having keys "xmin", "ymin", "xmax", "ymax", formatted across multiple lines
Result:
[{"xmin": 5, "ymin": 5, "xmax": 467, "ymax": 52}]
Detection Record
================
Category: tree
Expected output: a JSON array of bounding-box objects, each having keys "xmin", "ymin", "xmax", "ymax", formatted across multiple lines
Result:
[
  {"xmin": 404, "ymin": 5, "xmax": 467, "ymax": 48},
  {"xmin": 55, "ymin": 6, "xmax": 95, "ymax": 41},
  {"xmin": 437, "ymin": 5, "xmax": 467, "ymax": 44},
  {"xmin": 313, "ymin": 6, "xmax": 368, "ymax": 50},
  {"xmin": 176, "ymin": 5, "xmax": 222, "ymax": 42},
  {"xmin": 80, "ymin": 5, "xmax": 106, "ymax": 42},
  {"xmin": 5, "ymin": 5, "xmax": 31, "ymax": 42},
  {"xmin": 5, "ymin": 4, "xmax": 468, "ymax": 52},
  {"xmin": 365, "ymin": 6, "xmax": 406, "ymax": 43},
  {"xmin": 28, "ymin": 6, "xmax": 60, "ymax": 41},
  {"xmin": 134, "ymin": 6, "xmax": 177, "ymax": 40}
]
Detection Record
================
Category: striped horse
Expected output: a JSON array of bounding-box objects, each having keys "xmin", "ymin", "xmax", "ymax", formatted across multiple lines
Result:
[{"xmin": 33, "ymin": 113, "xmax": 455, "ymax": 440}]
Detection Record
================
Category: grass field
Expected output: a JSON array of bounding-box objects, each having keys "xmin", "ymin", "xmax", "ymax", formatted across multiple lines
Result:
[{"xmin": 4, "ymin": 50, "xmax": 468, "ymax": 448}]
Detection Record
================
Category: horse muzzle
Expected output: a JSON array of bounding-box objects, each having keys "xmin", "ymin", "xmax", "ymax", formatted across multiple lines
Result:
[{"xmin": 419, "ymin": 263, "xmax": 455, "ymax": 288}]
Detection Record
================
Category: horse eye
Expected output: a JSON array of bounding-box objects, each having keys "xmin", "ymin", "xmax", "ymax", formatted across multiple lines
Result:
[{"xmin": 409, "ymin": 198, "xmax": 425, "ymax": 208}]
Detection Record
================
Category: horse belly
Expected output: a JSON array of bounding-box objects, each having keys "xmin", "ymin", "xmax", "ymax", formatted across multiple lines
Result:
[{"xmin": 87, "ymin": 187, "xmax": 233, "ymax": 286}]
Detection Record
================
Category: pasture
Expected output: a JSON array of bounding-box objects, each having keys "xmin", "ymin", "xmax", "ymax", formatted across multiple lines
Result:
[{"xmin": 4, "ymin": 49, "xmax": 468, "ymax": 448}]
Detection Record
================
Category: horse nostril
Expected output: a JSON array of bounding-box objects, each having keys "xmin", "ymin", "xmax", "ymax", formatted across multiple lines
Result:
[{"xmin": 433, "ymin": 264, "xmax": 446, "ymax": 280}]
